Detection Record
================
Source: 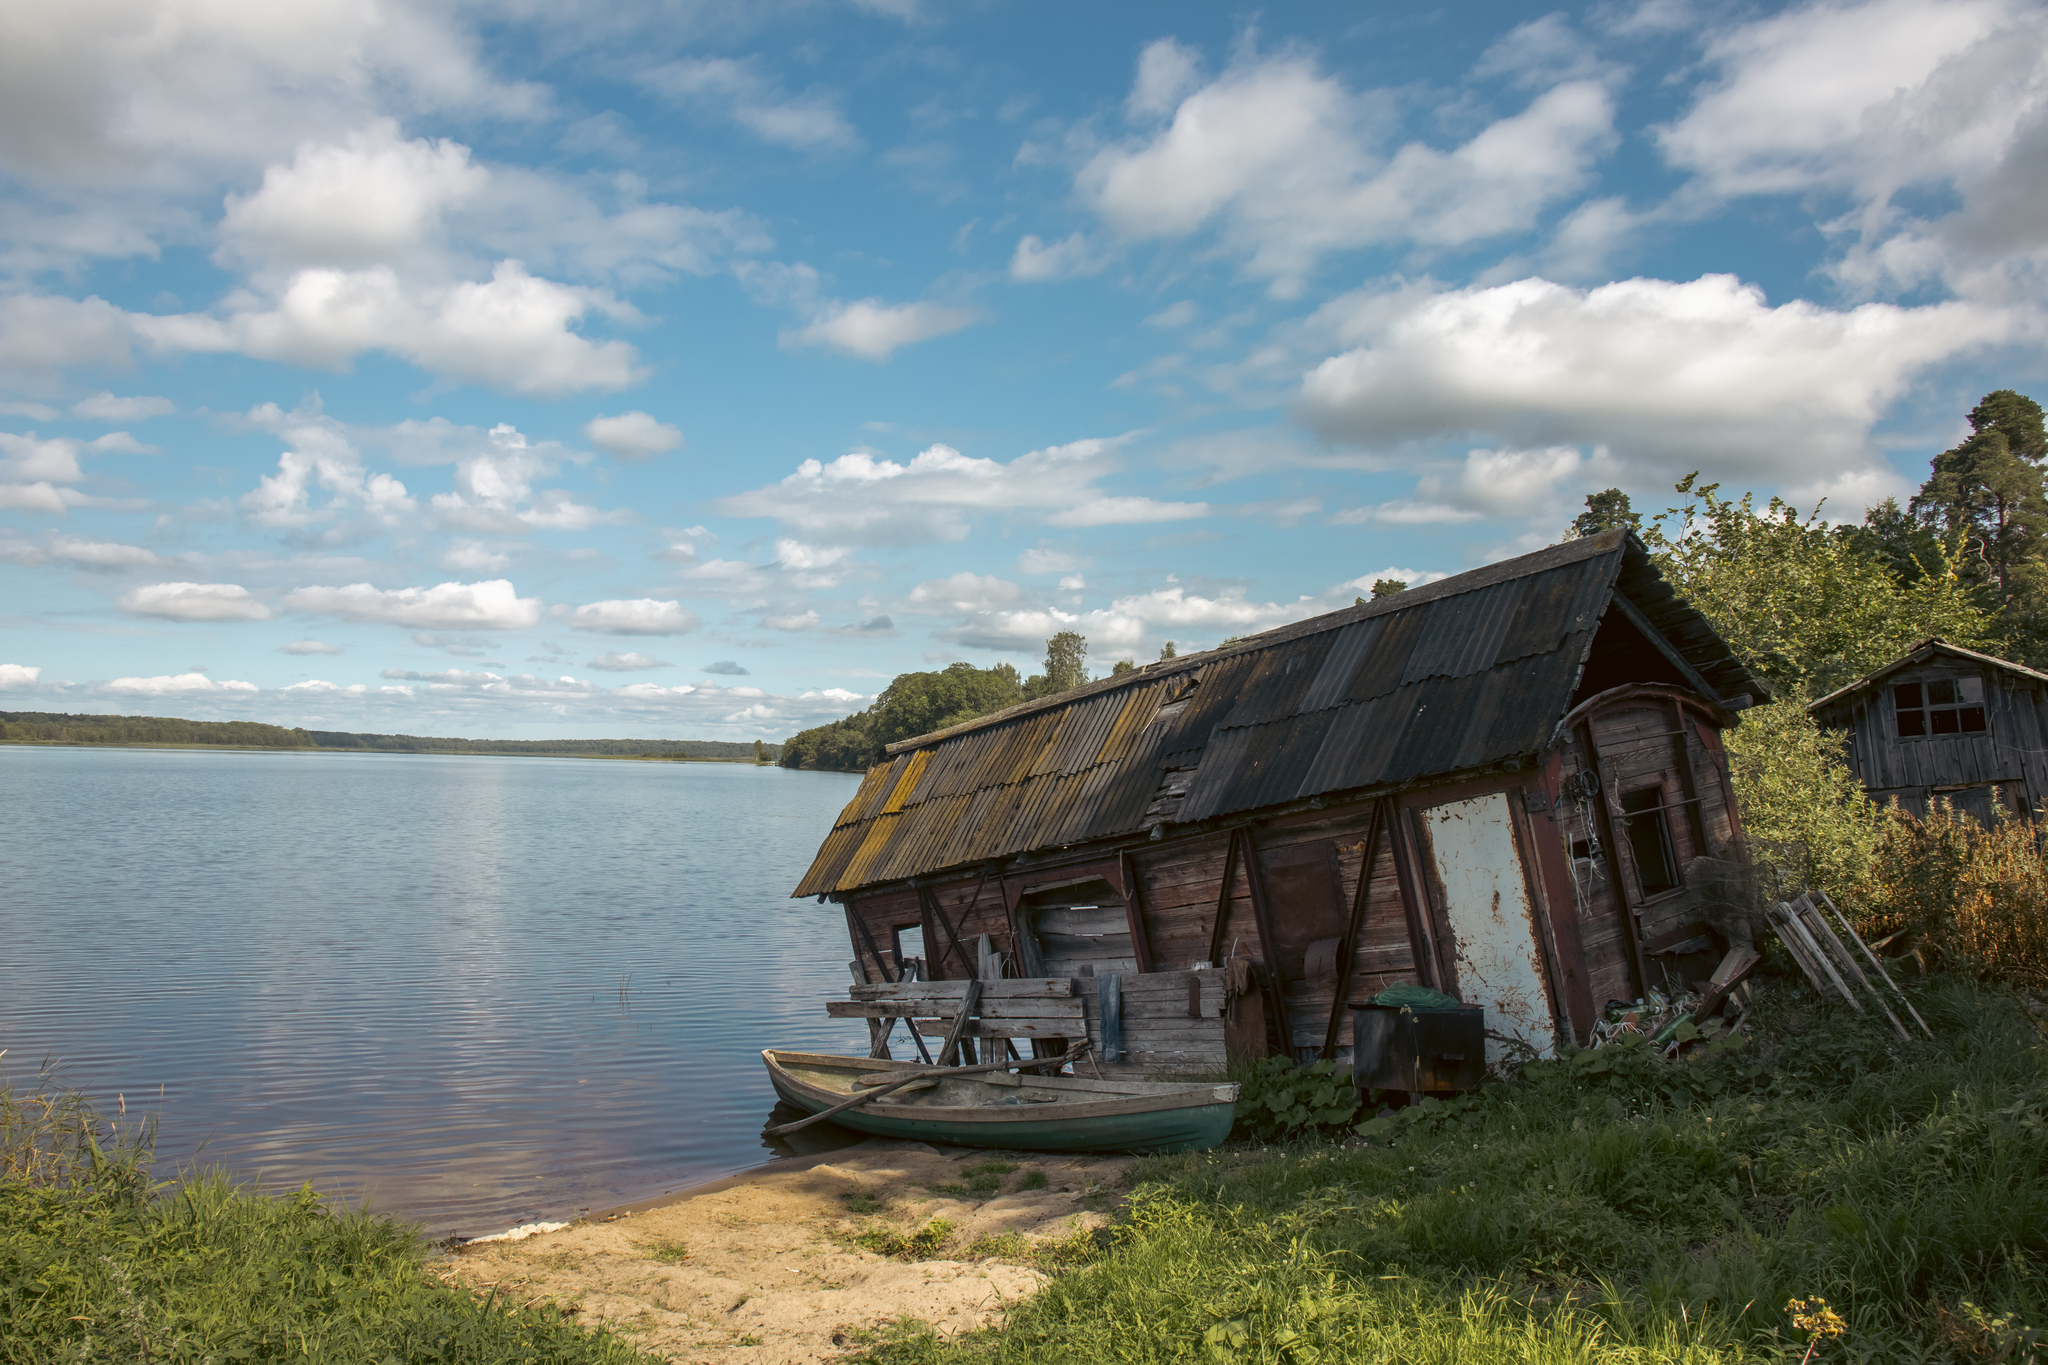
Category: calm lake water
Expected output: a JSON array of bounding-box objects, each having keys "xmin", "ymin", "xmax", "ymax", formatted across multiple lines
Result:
[{"xmin": 0, "ymin": 745, "xmax": 870, "ymax": 1237}]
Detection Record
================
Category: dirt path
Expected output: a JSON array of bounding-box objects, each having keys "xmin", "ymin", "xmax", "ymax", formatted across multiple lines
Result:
[{"xmin": 445, "ymin": 1141, "xmax": 1134, "ymax": 1363}]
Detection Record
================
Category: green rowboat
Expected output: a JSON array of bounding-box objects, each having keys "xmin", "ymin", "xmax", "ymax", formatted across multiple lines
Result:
[{"xmin": 762, "ymin": 1049, "xmax": 1238, "ymax": 1154}]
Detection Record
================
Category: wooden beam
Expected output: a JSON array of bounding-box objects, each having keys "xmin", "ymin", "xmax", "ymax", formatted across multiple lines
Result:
[
  {"xmin": 1117, "ymin": 850, "xmax": 1157, "ymax": 973},
  {"xmin": 1239, "ymin": 827, "xmax": 1294, "ymax": 1056},
  {"xmin": 1205, "ymin": 827, "xmax": 1244, "ymax": 967},
  {"xmin": 1387, "ymin": 806, "xmax": 1441, "ymax": 992},
  {"xmin": 1611, "ymin": 592, "xmax": 1723, "ymax": 703},
  {"xmin": 1320, "ymin": 799, "xmax": 1388, "ymax": 1059},
  {"xmin": 1580, "ymin": 719, "xmax": 1652, "ymax": 999}
]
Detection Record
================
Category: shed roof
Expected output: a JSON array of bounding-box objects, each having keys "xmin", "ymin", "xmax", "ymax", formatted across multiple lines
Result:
[
  {"xmin": 1808, "ymin": 638, "xmax": 2048, "ymax": 715},
  {"xmin": 794, "ymin": 529, "xmax": 1762, "ymax": 898}
]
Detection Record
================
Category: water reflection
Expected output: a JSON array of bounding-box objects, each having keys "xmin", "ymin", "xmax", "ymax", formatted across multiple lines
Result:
[{"xmin": 0, "ymin": 747, "xmax": 869, "ymax": 1235}]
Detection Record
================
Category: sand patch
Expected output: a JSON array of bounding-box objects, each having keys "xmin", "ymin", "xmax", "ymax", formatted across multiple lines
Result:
[{"xmin": 445, "ymin": 1140, "xmax": 1133, "ymax": 1364}]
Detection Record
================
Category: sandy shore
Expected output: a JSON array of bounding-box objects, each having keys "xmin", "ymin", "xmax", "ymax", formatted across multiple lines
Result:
[{"xmin": 444, "ymin": 1140, "xmax": 1135, "ymax": 1363}]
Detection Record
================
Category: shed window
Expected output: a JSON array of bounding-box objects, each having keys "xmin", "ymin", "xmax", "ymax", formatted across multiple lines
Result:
[
  {"xmin": 1619, "ymin": 788, "xmax": 1680, "ymax": 896},
  {"xmin": 893, "ymin": 924, "xmax": 926, "ymax": 979},
  {"xmin": 1894, "ymin": 677, "xmax": 1986, "ymax": 738}
]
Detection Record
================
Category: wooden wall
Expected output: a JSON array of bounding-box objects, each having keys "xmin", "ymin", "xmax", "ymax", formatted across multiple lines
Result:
[
  {"xmin": 1818, "ymin": 660, "xmax": 2048, "ymax": 821},
  {"xmin": 838, "ymin": 688, "xmax": 1745, "ymax": 1064}
]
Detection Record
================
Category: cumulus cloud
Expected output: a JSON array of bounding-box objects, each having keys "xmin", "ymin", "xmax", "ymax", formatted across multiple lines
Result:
[
  {"xmin": 0, "ymin": 429, "xmax": 149, "ymax": 516},
  {"xmin": 906, "ymin": 573, "xmax": 1026, "ymax": 614},
  {"xmin": 429, "ymin": 422, "xmax": 623, "ymax": 533},
  {"xmin": 239, "ymin": 404, "xmax": 416, "ymax": 531},
  {"xmin": 1077, "ymin": 41, "xmax": 1617, "ymax": 292},
  {"xmin": 119, "ymin": 582, "xmax": 273, "ymax": 622},
  {"xmin": 1294, "ymin": 274, "xmax": 2006, "ymax": 490},
  {"xmin": 1658, "ymin": 0, "xmax": 2048, "ymax": 295},
  {"xmin": 719, "ymin": 435, "xmax": 1190, "ymax": 546},
  {"xmin": 47, "ymin": 536, "xmax": 161, "ymax": 569},
  {"xmin": 762, "ymin": 609, "xmax": 820, "ymax": 631},
  {"xmin": 584, "ymin": 411, "xmax": 683, "ymax": 460},
  {"xmin": 105, "ymin": 672, "xmax": 258, "ymax": 694},
  {"xmin": 0, "ymin": 663, "xmax": 41, "ymax": 687},
  {"xmin": 282, "ymin": 679, "xmax": 366, "ymax": 693},
  {"xmin": 801, "ymin": 687, "xmax": 864, "ymax": 704},
  {"xmin": 587, "ymin": 650, "xmax": 672, "ymax": 671},
  {"xmin": 285, "ymin": 579, "xmax": 542, "ymax": 630},
  {"xmin": 281, "ymin": 639, "xmax": 342, "ymax": 654},
  {"xmin": 563, "ymin": 598, "xmax": 699, "ymax": 635}
]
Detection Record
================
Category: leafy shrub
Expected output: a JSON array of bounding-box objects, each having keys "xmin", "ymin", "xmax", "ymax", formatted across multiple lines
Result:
[
  {"xmin": 1861, "ymin": 800, "xmax": 2048, "ymax": 989},
  {"xmin": 1230, "ymin": 1057, "xmax": 1361, "ymax": 1142}
]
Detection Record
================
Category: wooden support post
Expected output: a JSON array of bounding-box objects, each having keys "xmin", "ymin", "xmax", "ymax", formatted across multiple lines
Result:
[
  {"xmin": 1388, "ymin": 807, "xmax": 1441, "ymax": 992},
  {"xmin": 1117, "ymin": 850, "xmax": 1157, "ymax": 974},
  {"xmin": 1582, "ymin": 720, "xmax": 1653, "ymax": 999},
  {"xmin": 1240, "ymin": 827, "xmax": 1296, "ymax": 1056},
  {"xmin": 1320, "ymin": 799, "xmax": 1389, "ymax": 1059},
  {"xmin": 1206, "ymin": 828, "xmax": 1244, "ymax": 967}
]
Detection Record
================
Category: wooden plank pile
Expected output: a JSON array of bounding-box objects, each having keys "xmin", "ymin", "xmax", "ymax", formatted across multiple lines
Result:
[{"xmin": 1765, "ymin": 889, "xmax": 1934, "ymax": 1042}]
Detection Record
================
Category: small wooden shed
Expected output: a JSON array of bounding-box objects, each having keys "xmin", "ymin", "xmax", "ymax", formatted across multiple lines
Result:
[
  {"xmin": 793, "ymin": 530, "xmax": 1767, "ymax": 1071},
  {"xmin": 1808, "ymin": 639, "xmax": 2048, "ymax": 823}
]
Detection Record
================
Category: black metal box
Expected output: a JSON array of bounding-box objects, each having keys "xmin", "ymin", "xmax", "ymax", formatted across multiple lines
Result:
[{"xmin": 1351, "ymin": 1003, "xmax": 1486, "ymax": 1095}]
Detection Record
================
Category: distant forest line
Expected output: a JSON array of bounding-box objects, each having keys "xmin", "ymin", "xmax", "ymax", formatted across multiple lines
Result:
[{"xmin": 0, "ymin": 711, "xmax": 779, "ymax": 761}]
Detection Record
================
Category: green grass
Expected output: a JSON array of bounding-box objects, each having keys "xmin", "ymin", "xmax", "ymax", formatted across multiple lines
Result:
[
  {"xmin": 929, "ymin": 1159, "xmax": 1020, "ymax": 1199},
  {"xmin": 847, "ymin": 978, "xmax": 2048, "ymax": 1364},
  {"xmin": 853, "ymin": 1218, "xmax": 956, "ymax": 1259},
  {"xmin": 641, "ymin": 1237, "xmax": 690, "ymax": 1264},
  {"xmin": 841, "ymin": 1185, "xmax": 891, "ymax": 1214},
  {"xmin": 0, "ymin": 1073, "xmax": 658, "ymax": 1364}
]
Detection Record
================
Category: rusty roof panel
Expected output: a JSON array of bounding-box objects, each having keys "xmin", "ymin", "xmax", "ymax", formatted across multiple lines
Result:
[{"xmin": 792, "ymin": 530, "xmax": 1767, "ymax": 897}]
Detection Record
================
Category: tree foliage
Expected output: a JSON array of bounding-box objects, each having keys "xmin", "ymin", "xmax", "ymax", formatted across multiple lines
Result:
[
  {"xmin": 1369, "ymin": 578, "xmax": 1408, "ymax": 599},
  {"xmin": 780, "ymin": 660, "xmax": 1030, "ymax": 771},
  {"xmin": 1036, "ymin": 630, "xmax": 1089, "ymax": 694},
  {"xmin": 1643, "ymin": 474, "xmax": 1996, "ymax": 699},
  {"xmin": 1571, "ymin": 487, "xmax": 1641, "ymax": 538}
]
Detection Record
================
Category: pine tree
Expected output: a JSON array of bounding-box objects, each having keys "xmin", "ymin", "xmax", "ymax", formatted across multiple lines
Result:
[{"xmin": 1911, "ymin": 389, "xmax": 2048, "ymax": 660}]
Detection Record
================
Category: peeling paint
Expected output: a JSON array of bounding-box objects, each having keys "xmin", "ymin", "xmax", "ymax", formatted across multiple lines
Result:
[{"xmin": 1421, "ymin": 792, "xmax": 1558, "ymax": 1064}]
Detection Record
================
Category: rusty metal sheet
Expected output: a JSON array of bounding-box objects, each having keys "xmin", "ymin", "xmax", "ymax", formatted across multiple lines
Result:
[{"xmin": 1418, "ymin": 791, "xmax": 1559, "ymax": 1063}]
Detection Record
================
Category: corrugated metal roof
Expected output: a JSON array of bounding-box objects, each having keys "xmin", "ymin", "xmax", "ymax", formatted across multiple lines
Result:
[
  {"xmin": 793, "ymin": 530, "xmax": 1764, "ymax": 897},
  {"xmin": 1809, "ymin": 637, "xmax": 2048, "ymax": 716}
]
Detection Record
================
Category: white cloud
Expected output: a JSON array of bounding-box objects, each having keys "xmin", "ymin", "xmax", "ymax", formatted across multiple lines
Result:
[
  {"xmin": 1295, "ymin": 274, "xmax": 2007, "ymax": 487},
  {"xmin": 283, "ymin": 679, "xmax": 366, "ymax": 693},
  {"xmin": 783, "ymin": 299, "xmax": 979, "ymax": 360},
  {"xmin": 587, "ymin": 650, "xmax": 671, "ymax": 671},
  {"xmin": 119, "ymin": 581, "xmax": 272, "ymax": 622},
  {"xmin": 429, "ymin": 423, "xmax": 623, "ymax": 534},
  {"xmin": 584, "ymin": 411, "xmax": 683, "ymax": 460},
  {"xmin": 48, "ymin": 537, "xmax": 161, "ymax": 569},
  {"xmin": 1144, "ymin": 300, "xmax": 1198, "ymax": 328},
  {"xmin": 702, "ymin": 659, "xmax": 749, "ymax": 676},
  {"xmin": 285, "ymin": 579, "xmax": 542, "ymax": 630},
  {"xmin": 139, "ymin": 260, "xmax": 645, "ymax": 397},
  {"xmin": 0, "ymin": 663, "xmax": 41, "ymax": 687},
  {"xmin": 1010, "ymin": 232, "xmax": 1108, "ymax": 282},
  {"xmin": 1017, "ymin": 546, "xmax": 1091, "ymax": 574},
  {"xmin": 239, "ymin": 407, "xmax": 416, "ymax": 531},
  {"xmin": 71, "ymin": 393, "xmax": 174, "ymax": 421},
  {"xmin": 1078, "ymin": 45, "xmax": 1617, "ymax": 293},
  {"xmin": 719, "ymin": 435, "xmax": 1150, "ymax": 546},
  {"xmin": 762, "ymin": 610, "xmax": 821, "ymax": 631},
  {"xmin": 442, "ymin": 540, "xmax": 510, "ymax": 571},
  {"xmin": 1127, "ymin": 37, "xmax": 1205, "ymax": 119},
  {"xmin": 640, "ymin": 57, "xmax": 858, "ymax": 151},
  {"xmin": 0, "ymin": 295, "xmax": 136, "ymax": 378},
  {"xmin": 1048, "ymin": 496, "xmax": 1208, "ymax": 527},
  {"xmin": 282, "ymin": 639, "xmax": 342, "ymax": 655},
  {"xmin": 613, "ymin": 681, "xmax": 698, "ymax": 700},
  {"xmin": 1659, "ymin": 0, "xmax": 2048, "ymax": 295},
  {"xmin": 800, "ymin": 687, "xmax": 865, "ymax": 704},
  {"xmin": 906, "ymin": 572, "xmax": 1025, "ymax": 613},
  {"xmin": 564, "ymin": 598, "xmax": 699, "ymax": 635},
  {"xmin": 105, "ymin": 672, "xmax": 258, "ymax": 694}
]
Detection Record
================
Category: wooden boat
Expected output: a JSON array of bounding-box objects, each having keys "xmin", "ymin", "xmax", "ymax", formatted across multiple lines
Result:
[{"xmin": 761, "ymin": 1049, "xmax": 1239, "ymax": 1153}]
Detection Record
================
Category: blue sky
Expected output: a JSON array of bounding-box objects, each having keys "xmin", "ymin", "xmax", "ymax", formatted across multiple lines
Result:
[{"xmin": 3, "ymin": 0, "xmax": 2045, "ymax": 739}]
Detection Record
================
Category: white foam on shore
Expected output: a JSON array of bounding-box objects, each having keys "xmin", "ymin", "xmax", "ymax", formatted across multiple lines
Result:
[{"xmin": 464, "ymin": 1220, "xmax": 569, "ymax": 1244}]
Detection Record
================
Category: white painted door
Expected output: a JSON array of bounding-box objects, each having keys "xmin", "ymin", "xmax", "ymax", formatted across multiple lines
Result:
[{"xmin": 1419, "ymin": 792, "xmax": 1558, "ymax": 1064}]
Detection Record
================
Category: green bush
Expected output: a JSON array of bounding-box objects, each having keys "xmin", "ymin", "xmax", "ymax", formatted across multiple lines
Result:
[{"xmin": 1229, "ymin": 1057, "xmax": 1362, "ymax": 1143}]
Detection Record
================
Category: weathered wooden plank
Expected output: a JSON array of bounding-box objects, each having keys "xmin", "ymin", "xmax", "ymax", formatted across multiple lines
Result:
[
  {"xmin": 914, "ymin": 1018, "xmax": 1092, "ymax": 1039},
  {"xmin": 830, "ymin": 998, "xmax": 1085, "ymax": 1020},
  {"xmin": 851, "ymin": 977, "xmax": 1076, "ymax": 999}
]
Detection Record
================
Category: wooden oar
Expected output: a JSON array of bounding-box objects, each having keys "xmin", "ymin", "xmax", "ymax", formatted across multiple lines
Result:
[{"xmin": 764, "ymin": 1041, "xmax": 1091, "ymax": 1137}]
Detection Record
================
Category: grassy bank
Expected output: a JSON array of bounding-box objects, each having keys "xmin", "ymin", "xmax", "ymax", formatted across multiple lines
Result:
[
  {"xmin": 0, "ymin": 1072, "xmax": 658, "ymax": 1364},
  {"xmin": 858, "ymin": 978, "xmax": 2046, "ymax": 1364}
]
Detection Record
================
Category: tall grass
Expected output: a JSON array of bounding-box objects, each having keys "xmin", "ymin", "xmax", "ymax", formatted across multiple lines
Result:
[
  {"xmin": 0, "ymin": 1069, "xmax": 657, "ymax": 1365},
  {"xmin": 854, "ymin": 978, "xmax": 2048, "ymax": 1364},
  {"xmin": 1860, "ymin": 802, "xmax": 2048, "ymax": 990}
]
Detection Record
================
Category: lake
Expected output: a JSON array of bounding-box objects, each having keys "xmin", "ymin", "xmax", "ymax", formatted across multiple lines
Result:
[{"xmin": 0, "ymin": 745, "xmax": 870, "ymax": 1237}]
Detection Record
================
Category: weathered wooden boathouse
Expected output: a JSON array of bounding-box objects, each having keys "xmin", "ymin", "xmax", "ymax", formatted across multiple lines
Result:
[
  {"xmin": 793, "ymin": 529, "xmax": 1766, "ymax": 1073},
  {"xmin": 1809, "ymin": 638, "xmax": 2048, "ymax": 823}
]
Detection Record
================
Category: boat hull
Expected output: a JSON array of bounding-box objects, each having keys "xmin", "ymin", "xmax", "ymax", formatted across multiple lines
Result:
[{"xmin": 763, "ymin": 1050, "xmax": 1237, "ymax": 1154}]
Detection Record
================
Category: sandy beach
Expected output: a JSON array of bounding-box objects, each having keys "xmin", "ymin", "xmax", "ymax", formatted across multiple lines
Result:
[{"xmin": 444, "ymin": 1140, "xmax": 1136, "ymax": 1364}]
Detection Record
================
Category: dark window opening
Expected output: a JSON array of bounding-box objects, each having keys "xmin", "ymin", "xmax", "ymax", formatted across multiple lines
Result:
[
  {"xmin": 1894, "ymin": 676, "xmax": 1986, "ymax": 739},
  {"xmin": 1620, "ymin": 787, "xmax": 1680, "ymax": 896}
]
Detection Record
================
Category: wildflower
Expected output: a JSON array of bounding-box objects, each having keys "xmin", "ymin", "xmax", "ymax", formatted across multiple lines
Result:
[{"xmin": 1787, "ymin": 1297, "xmax": 1847, "ymax": 1363}]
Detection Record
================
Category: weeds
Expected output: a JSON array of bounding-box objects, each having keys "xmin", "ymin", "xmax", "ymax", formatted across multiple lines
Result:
[
  {"xmin": 841, "ymin": 1186, "xmax": 890, "ymax": 1214},
  {"xmin": 1862, "ymin": 801, "xmax": 2048, "ymax": 989},
  {"xmin": 1018, "ymin": 1170, "xmax": 1047, "ymax": 1191},
  {"xmin": 929, "ymin": 1159, "xmax": 1019, "ymax": 1199},
  {"xmin": 642, "ymin": 1238, "xmax": 690, "ymax": 1264},
  {"xmin": 854, "ymin": 1218, "xmax": 956, "ymax": 1259},
  {"xmin": 0, "ymin": 1073, "xmax": 657, "ymax": 1365},
  {"xmin": 846, "ymin": 977, "xmax": 2048, "ymax": 1364}
]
